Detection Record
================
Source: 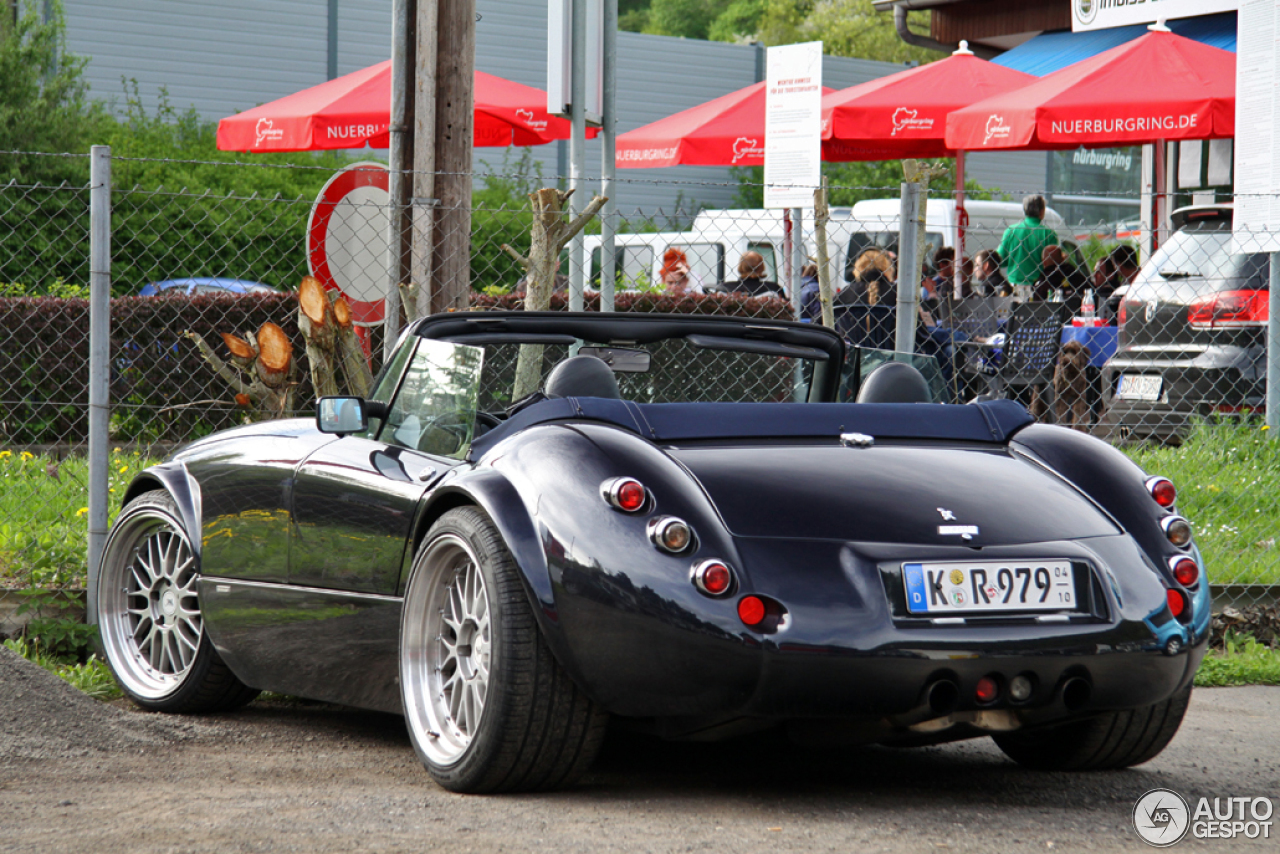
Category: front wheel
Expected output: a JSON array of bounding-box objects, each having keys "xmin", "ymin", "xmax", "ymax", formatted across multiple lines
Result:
[
  {"xmin": 993, "ymin": 685, "xmax": 1191, "ymax": 771},
  {"xmin": 96, "ymin": 490, "xmax": 258, "ymax": 713},
  {"xmin": 400, "ymin": 507, "xmax": 606, "ymax": 793}
]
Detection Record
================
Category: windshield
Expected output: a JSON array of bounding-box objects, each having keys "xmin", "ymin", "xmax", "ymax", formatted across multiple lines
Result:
[{"xmin": 1128, "ymin": 224, "xmax": 1268, "ymax": 304}]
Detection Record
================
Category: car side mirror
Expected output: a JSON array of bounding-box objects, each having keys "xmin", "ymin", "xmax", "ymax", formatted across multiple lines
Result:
[{"xmin": 317, "ymin": 396, "xmax": 368, "ymax": 435}]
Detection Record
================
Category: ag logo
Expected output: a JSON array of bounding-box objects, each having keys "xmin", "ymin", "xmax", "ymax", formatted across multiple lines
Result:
[
  {"xmin": 1133, "ymin": 788, "xmax": 1190, "ymax": 847},
  {"xmin": 1075, "ymin": 0, "xmax": 1097, "ymax": 26}
]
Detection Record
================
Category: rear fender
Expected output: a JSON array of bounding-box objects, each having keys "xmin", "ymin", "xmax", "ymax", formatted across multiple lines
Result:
[{"xmin": 405, "ymin": 468, "xmax": 588, "ymax": 687}]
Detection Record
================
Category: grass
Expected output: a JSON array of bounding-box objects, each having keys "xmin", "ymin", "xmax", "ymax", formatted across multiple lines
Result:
[
  {"xmin": 1122, "ymin": 419, "xmax": 1280, "ymax": 586},
  {"xmin": 1194, "ymin": 632, "xmax": 1280, "ymax": 687},
  {"xmin": 0, "ymin": 448, "xmax": 158, "ymax": 588},
  {"xmin": 2, "ymin": 636, "xmax": 123, "ymax": 700}
]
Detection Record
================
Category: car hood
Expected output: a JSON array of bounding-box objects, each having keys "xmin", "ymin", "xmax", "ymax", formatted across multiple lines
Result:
[{"xmin": 668, "ymin": 444, "xmax": 1120, "ymax": 545}]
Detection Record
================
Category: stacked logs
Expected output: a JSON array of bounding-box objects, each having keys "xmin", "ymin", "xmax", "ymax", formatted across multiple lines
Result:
[
  {"xmin": 297, "ymin": 274, "xmax": 372, "ymax": 400},
  {"xmin": 186, "ymin": 275, "xmax": 373, "ymax": 422},
  {"xmin": 183, "ymin": 322, "xmax": 296, "ymax": 421}
]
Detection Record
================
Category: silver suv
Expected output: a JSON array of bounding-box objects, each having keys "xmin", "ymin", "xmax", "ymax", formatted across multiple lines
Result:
[{"xmin": 1099, "ymin": 205, "xmax": 1269, "ymax": 443}]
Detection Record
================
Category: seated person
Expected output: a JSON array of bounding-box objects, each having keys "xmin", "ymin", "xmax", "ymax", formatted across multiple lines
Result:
[
  {"xmin": 725, "ymin": 251, "xmax": 785, "ymax": 298},
  {"xmin": 970, "ymin": 249, "xmax": 1008, "ymax": 297},
  {"xmin": 837, "ymin": 248, "xmax": 895, "ymax": 307},
  {"xmin": 1034, "ymin": 244, "xmax": 1088, "ymax": 312},
  {"xmin": 660, "ymin": 247, "xmax": 704, "ymax": 295}
]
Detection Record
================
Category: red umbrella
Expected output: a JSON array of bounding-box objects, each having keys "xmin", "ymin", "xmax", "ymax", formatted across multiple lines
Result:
[
  {"xmin": 821, "ymin": 47, "xmax": 1036, "ymax": 161},
  {"xmin": 944, "ymin": 29, "xmax": 1235, "ymax": 151},
  {"xmin": 217, "ymin": 61, "xmax": 590, "ymax": 151},
  {"xmin": 615, "ymin": 81, "xmax": 833, "ymax": 169}
]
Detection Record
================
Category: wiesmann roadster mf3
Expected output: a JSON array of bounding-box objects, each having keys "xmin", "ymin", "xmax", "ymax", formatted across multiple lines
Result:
[{"xmin": 94, "ymin": 312, "xmax": 1210, "ymax": 792}]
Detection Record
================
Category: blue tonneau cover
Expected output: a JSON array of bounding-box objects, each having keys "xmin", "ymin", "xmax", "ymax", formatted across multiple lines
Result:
[{"xmin": 469, "ymin": 398, "xmax": 1032, "ymax": 459}]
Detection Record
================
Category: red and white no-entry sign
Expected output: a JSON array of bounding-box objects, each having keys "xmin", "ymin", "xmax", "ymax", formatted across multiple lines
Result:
[{"xmin": 307, "ymin": 162, "xmax": 389, "ymax": 326}]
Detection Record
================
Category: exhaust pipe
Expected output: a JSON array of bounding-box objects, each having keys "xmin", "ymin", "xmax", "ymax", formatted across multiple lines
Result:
[
  {"xmin": 1060, "ymin": 677, "xmax": 1092, "ymax": 711},
  {"xmin": 925, "ymin": 679, "xmax": 960, "ymax": 716}
]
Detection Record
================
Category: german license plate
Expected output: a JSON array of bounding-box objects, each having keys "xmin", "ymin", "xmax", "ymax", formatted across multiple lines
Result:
[
  {"xmin": 903, "ymin": 560, "xmax": 1077, "ymax": 615},
  {"xmin": 1116, "ymin": 374, "xmax": 1162, "ymax": 401}
]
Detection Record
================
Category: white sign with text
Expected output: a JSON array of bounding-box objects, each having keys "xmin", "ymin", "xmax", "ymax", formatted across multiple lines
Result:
[
  {"xmin": 764, "ymin": 41, "xmax": 823, "ymax": 210},
  {"xmin": 1073, "ymin": 0, "xmax": 1239, "ymax": 32},
  {"xmin": 1232, "ymin": 0, "xmax": 1280, "ymax": 253}
]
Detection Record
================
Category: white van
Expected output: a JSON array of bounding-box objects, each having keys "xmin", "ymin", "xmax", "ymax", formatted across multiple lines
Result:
[{"xmin": 583, "ymin": 200, "xmax": 1073, "ymax": 291}]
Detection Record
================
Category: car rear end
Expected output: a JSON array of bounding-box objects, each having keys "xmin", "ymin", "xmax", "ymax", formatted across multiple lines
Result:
[{"xmin": 1100, "ymin": 206, "xmax": 1269, "ymax": 444}]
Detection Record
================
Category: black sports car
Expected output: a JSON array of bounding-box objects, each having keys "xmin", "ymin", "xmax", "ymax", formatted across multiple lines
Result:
[{"xmin": 94, "ymin": 311, "xmax": 1210, "ymax": 793}]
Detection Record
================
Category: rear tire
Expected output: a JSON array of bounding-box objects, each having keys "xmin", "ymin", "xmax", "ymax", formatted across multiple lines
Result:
[
  {"xmin": 993, "ymin": 686, "xmax": 1191, "ymax": 771},
  {"xmin": 97, "ymin": 490, "xmax": 258, "ymax": 713},
  {"xmin": 400, "ymin": 507, "xmax": 607, "ymax": 793}
]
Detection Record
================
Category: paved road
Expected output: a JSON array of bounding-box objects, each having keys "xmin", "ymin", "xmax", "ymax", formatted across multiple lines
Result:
[{"xmin": 1, "ymin": 685, "xmax": 1276, "ymax": 853}]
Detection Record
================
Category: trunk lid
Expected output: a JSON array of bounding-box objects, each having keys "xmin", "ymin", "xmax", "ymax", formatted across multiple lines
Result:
[{"xmin": 670, "ymin": 443, "xmax": 1119, "ymax": 545}]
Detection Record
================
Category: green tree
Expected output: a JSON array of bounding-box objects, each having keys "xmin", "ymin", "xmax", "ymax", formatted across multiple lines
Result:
[
  {"xmin": 0, "ymin": 0, "xmax": 107, "ymax": 182},
  {"xmin": 645, "ymin": 0, "xmax": 732, "ymax": 40}
]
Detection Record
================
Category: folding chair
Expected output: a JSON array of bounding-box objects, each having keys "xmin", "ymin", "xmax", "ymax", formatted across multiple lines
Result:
[{"xmin": 960, "ymin": 301, "xmax": 1068, "ymax": 411}]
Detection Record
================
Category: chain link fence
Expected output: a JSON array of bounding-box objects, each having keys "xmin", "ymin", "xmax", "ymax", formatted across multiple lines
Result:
[{"xmin": 0, "ymin": 149, "xmax": 1275, "ymax": 635}]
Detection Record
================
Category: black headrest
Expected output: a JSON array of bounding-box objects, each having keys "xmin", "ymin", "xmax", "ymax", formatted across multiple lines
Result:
[
  {"xmin": 856, "ymin": 361, "xmax": 932, "ymax": 404},
  {"xmin": 545, "ymin": 355, "xmax": 621, "ymax": 399}
]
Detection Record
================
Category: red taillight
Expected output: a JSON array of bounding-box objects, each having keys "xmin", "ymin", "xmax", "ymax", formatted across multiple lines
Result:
[
  {"xmin": 975, "ymin": 675, "xmax": 1000, "ymax": 705},
  {"xmin": 602, "ymin": 477, "xmax": 647, "ymax": 512},
  {"xmin": 738, "ymin": 596, "xmax": 766, "ymax": 626},
  {"xmin": 1118, "ymin": 300, "xmax": 1130, "ymax": 326},
  {"xmin": 1187, "ymin": 289, "xmax": 1269, "ymax": 329},
  {"xmin": 1171, "ymin": 557, "xmax": 1200, "ymax": 587},
  {"xmin": 692, "ymin": 559, "xmax": 734, "ymax": 596},
  {"xmin": 701, "ymin": 564, "xmax": 731, "ymax": 595},
  {"xmin": 1167, "ymin": 589, "xmax": 1185, "ymax": 617},
  {"xmin": 1146, "ymin": 476, "xmax": 1176, "ymax": 508}
]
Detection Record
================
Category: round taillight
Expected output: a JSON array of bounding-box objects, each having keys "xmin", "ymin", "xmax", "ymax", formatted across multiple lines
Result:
[
  {"xmin": 1167, "ymin": 589, "xmax": 1185, "ymax": 617},
  {"xmin": 649, "ymin": 517, "xmax": 693, "ymax": 553},
  {"xmin": 1146, "ymin": 476, "xmax": 1176, "ymax": 508},
  {"xmin": 975, "ymin": 675, "xmax": 1000, "ymax": 705},
  {"xmin": 1161, "ymin": 515, "xmax": 1193, "ymax": 548},
  {"xmin": 602, "ymin": 477, "xmax": 647, "ymax": 513},
  {"xmin": 692, "ymin": 559, "xmax": 733, "ymax": 596},
  {"xmin": 738, "ymin": 595, "xmax": 766, "ymax": 626},
  {"xmin": 1009, "ymin": 674, "xmax": 1033, "ymax": 703},
  {"xmin": 1170, "ymin": 556, "xmax": 1199, "ymax": 587}
]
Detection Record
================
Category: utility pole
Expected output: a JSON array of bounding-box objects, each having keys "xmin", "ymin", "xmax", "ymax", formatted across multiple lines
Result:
[{"xmin": 411, "ymin": 0, "xmax": 475, "ymax": 318}]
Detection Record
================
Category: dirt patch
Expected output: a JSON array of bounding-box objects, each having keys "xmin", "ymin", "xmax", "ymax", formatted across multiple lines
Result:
[{"xmin": 0, "ymin": 646, "xmax": 211, "ymax": 761}]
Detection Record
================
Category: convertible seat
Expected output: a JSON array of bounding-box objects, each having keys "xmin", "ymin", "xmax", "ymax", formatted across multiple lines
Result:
[
  {"xmin": 856, "ymin": 361, "xmax": 932, "ymax": 404},
  {"xmin": 469, "ymin": 397, "xmax": 1034, "ymax": 458},
  {"xmin": 545, "ymin": 355, "xmax": 621, "ymax": 399}
]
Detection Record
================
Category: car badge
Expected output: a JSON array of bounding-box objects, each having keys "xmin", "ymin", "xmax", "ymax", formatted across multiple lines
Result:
[
  {"xmin": 937, "ymin": 507, "xmax": 957, "ymax": 521},
  {"xmin": 938, "ymin": 524, "xmax": 979, "ymax": 541},
  {"xmin": 1144, "ymin": 301, "xmax": 1158, "ymax": 322},
  {"xmin": 840, "ymin": 432, "xmax": 874, "ymax": 448}
]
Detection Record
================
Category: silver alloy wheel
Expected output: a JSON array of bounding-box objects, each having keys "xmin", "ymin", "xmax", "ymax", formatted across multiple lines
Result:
[
  {"xmin": 402, "ymin": 533, "xmax": 492, "ymax": 766},
  {"xmin": 99, "ymin": 509, "xmax": 202, "ymax": 700}
]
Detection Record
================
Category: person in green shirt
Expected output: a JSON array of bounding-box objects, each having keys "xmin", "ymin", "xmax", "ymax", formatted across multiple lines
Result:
[{"xmin": 997, "ymin": 195, "xmax": 1057, "ymax": 291}]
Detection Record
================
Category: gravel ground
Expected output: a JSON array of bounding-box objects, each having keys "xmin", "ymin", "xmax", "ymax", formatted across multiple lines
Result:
[{"xmin": 0, "ymin": 647, "xmax": 1276, "ymax": 853}]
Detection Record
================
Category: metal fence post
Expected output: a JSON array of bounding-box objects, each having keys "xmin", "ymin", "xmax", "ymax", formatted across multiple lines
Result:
[
  {"xmin": 1269, "ymin": 250, "xmax": 1279, "ymax": 433},
  {"xmin": 896, "ymin": 181, "xmax": 922, "ymax": 355},
  {"xmin": 87, "ymin": 144, "xmax": 111, "ymax": 624},
  {"xmin": 599, "ymin": 0, "xmax": 618, "ymax": 313}
]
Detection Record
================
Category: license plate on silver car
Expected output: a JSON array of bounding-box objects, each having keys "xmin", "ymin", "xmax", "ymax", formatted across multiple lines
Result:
[
  {"xmin": 903, "ymin": 561, "xmax": 1077, "ymax": 615},
  {"xmin": 1116, "ymin": 374, "xmax": 1162, "ymax": 401}
]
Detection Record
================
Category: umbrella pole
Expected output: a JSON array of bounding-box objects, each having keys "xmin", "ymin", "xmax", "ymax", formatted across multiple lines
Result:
[
  {"xmin": 1153, "ymin": 138, "xmax": 1167, "ymax": 254},
  {"xmin": 954, "ymin": 150, "xmax": 966, "ymax": 300}
]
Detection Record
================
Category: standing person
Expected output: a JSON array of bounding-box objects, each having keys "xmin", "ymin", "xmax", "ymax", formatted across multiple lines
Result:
[
  {"xmin": 971, "ymin": 249, "xmax": 1008, "ymax": 297},
  {"xmin": 726, "ymin": 250, "xmax": 785, "ymax": 298},
  {"xmin": 798, "ymin": 263, "xmax": 822, "ymax": 321},
  {"xmin": 997, "ymin": 194, "xmax": 1058, "ymax": 296},
  {"xmin": 660, "ymin": 247, "xmax": 704, "ymax": 295},
  {"xmin": 1034, "ymin": 245, "xmax": 1089, "ymax": 312}
]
